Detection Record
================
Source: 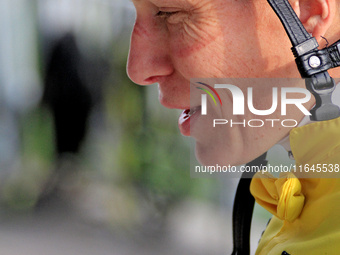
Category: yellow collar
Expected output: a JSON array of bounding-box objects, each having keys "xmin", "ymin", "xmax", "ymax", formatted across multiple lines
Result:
[{"xmin": 290, "ymin": 116, "xmax": 340, "ymax": 169}]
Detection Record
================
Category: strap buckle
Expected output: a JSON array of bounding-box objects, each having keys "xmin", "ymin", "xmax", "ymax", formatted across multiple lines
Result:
[
  {"xmin": 294, "ymin": 39, "xmax": 340, "ymax": 78},
  {"xmin": 293, "ymin": 39, "xmax": 340, "ymax": 121},
  {"xmin": 305, "ymin": 72, "xmax": 340, "ymax": 121}
]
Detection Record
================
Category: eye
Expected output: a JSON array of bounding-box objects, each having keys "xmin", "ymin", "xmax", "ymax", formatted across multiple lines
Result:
[{"xmin": 156, "ymin": 11, "xmax": 179, "ymax": 19}]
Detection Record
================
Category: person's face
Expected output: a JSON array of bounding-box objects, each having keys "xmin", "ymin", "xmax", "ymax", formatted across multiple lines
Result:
[{"xmin": 127, "ymin": 0, "xmax": 315, "ymax": 166}]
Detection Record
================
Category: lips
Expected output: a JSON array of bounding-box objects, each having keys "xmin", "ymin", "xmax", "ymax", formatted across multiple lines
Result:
[{"xmin": 178, "ymin": 106, "xmax": 201, "ymax": 136}]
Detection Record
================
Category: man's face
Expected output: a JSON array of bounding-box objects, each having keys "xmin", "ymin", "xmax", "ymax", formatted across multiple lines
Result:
[{"xmin": 127, "ymin": 0, "xmax": 315, "ymax": 166}]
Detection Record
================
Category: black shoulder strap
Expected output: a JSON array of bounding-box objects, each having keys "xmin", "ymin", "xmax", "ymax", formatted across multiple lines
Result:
[{"xmin": 231, "ymin": 152, "xmax": 267, "ymax": 255}]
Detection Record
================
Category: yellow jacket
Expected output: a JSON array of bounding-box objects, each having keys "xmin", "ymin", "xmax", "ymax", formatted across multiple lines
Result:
[{"xmin": 250, "ymin": 117, "xmax": 340, "ymax": 255}]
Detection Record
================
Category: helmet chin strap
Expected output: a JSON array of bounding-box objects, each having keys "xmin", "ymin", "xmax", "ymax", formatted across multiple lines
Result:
[
  {"xmin": 231, "ymin": 0, "xmax": 340, "ymax": 254},
  {"xmin": 268, "ymin": 0, "xmax": 340, "ymax": 121}
]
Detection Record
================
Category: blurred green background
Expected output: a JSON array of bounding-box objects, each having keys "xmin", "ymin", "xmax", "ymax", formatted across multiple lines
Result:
[{"xmin": 0, "ymin": 0, "xmax": 292, "ymax": 254}]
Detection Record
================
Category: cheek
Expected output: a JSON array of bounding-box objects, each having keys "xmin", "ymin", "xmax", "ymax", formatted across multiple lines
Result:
[
  {"xmin": 168, "ymin": 18, "xmax": 221, "ymax": 59},
  {"xmin": 170, "ymin": 35, "xmax": 213, "ymax": 59},
  {"xmin": 167, "ymin": 19, "xmax": 257, "ymax": 79},
  {"xmin": 170, "ymin": 34, "xmax": 226, "ymax": 78}
]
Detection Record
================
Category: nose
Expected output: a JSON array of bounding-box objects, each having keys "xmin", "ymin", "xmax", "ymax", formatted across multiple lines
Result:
[{"xmin": 127, "ymin": 18, "xmax": 174, "ymax": 85}]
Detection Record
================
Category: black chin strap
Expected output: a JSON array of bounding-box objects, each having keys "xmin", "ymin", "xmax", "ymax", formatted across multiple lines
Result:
[
  {"xmin": 231, "ymin": 152, "xmax": 267, "ymax": 255},
  {"xmin": 231, "ymin": 0, "xmax": 340, "ymax": 254}
]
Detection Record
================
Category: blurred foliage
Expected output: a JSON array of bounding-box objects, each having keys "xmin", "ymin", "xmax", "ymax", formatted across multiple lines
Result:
[
  {"xmin": 105, "ymin": 55, "xmax": 193, "ymax": 206},
  {"xmin": 0, "ymin": 2, "xmax": 221, "ymax": 226},
  {"xmin": 1, "ymin": 107, "xmax": 55, "ymax": 210},
  {"xmin": 21, "ymin": 107, "xmax": 55, "ymax": 166}
]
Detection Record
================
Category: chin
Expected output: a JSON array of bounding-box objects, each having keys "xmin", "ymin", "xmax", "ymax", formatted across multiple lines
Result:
[
  {"xmin": 195, "ymin": 142, "xmax": 239, "ymax": 167},
  {"xmin": 194, "ymin": 139, "xmax": 259, "ymax": 167}
]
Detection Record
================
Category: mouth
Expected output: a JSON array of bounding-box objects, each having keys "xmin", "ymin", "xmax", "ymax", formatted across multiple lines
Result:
[
  {"xmin": 178, "ymin": 106, "xmax": 201, "ymax": 136},
  {"xmin": 184, "ymin": 106, "xmax": 201, "ymax": 117}
]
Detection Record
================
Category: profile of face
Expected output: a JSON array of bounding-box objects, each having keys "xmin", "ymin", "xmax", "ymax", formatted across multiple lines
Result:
[{"xmin": 127, "ymin": 0, "xmax": 324, "ymax": 166}]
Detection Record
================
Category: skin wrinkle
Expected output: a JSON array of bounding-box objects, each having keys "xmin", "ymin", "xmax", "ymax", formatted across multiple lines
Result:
[
  {"xmin": 169, "ymin": 8, "xmax": 220, "ymax": 58},
  {"xmin": 127, "ymin": 0, "xmax": 340, "ymax": 166}
]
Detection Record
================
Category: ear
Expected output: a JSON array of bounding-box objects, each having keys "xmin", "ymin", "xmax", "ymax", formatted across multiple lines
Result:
[{"xmin": 290, "ymin": 0, "xmax": 337, "ymax": 43}]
